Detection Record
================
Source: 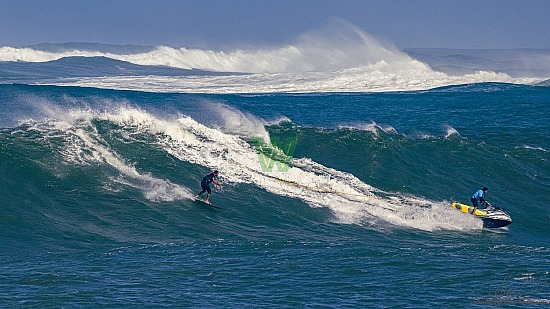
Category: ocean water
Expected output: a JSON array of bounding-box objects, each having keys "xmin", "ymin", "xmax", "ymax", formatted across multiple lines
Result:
[{"xmin": 1, "ymin": 37, "xmax": 550, "ymax": 307}]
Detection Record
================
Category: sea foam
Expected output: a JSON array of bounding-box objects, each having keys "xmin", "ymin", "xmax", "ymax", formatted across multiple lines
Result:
[{"xmin": 2, "ymin": 20, "xmax": 546, "ymax": 93}]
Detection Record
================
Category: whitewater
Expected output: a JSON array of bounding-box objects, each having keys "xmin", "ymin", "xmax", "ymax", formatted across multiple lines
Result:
[{"xmin": 1, "ymin": 21, "xmax": 548, "ymax": 93}]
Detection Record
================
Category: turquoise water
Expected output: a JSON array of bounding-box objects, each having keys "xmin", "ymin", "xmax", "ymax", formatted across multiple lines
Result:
[{"xmin": 1, "ymin": 81, "xmax": 549, "ymax": 307}]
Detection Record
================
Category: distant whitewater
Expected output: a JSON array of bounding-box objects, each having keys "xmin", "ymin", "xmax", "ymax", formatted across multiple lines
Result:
[{"xmin": 1, "ymin": 21, "xmax": 548, "ymax": 93}]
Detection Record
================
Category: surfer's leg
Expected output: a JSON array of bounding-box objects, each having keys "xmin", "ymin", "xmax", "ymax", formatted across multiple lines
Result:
[
  {"xmin": 196, "ymin": 181, "xmax": 209, "ymax": 198},
  {"xmin": 204, "ymin": 186, "xmax": 212, "ymax": 203}
]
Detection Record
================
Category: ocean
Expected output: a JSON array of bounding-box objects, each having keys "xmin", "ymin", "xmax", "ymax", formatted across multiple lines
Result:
[{"xmin": 1, "ymin": 40, "xmax": 549, "ymax": 307}]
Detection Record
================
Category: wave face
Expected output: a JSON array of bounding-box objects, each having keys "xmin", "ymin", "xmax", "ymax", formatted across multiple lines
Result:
[{"xmin": 2, "ymin": 22, "xmax": 549, "ymax": 93}]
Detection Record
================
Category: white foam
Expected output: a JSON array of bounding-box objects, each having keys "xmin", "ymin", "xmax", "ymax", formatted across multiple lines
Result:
[
  {"xmin": 77, "ymin": 104, "xmax": 481, "ymax": 231},
  {"xmin": 53, "ymin": 67, "xmax": 541, "ymax": 94},
  {"xmin": 3, "ymin": 20, "xmax": 545, "ymax": 93},
  {"xmin": 444, "ymin": 125, "xmax": 461, "ymax": 139},
  {"xmin": 338, "ymin": 121, "xmax": 398, "ymax": 137},
  {"xmin": 21, "ymin": 99, "xmax": 483, "ymax": 231},
  {"xmin": 0, "ymin": 20, "xmax": 415, "ymax": 74},
  {"xmin": 263, "ymin": 115, "xmax": 293, "ymax": 126},
  {"xmin": 517, "ymin": 145, "xmax": 547, "ymax": 152},
  {"xmin": 0, "ymin": 46, "xmax": 97, "ymax": 62},
  {"xmin": 23, "ymin": 103, "xmax": 193, "ymax": 202}
]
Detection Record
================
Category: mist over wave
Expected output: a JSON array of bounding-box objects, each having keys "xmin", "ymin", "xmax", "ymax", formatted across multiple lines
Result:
[
  {"xmin": 1, "ymin": 20, "xmax": 547, "ymax": 93},
  {"xmin": 0, "ymin": 20, "xmax": 418, "ymax": 73}
]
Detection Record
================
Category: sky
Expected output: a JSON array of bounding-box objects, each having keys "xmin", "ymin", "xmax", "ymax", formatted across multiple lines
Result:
[{"xmin": 1, "ymin": 0, "xmax": 549, "ymax": 49}]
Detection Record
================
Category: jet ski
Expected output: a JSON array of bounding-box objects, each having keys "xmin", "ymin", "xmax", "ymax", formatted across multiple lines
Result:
[{"xmin": 451, "ymin": 201, "xmax": 513, "ymax": 228}]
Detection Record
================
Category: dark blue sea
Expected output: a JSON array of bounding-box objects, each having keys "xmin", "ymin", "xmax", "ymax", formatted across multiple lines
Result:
[{"xmin": 1, "ymin": 43, "xmax": 549, "ymax": 307}]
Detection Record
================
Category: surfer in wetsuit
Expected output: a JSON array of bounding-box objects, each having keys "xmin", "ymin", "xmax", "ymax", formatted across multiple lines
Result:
[
  {"xmin": 470, "ymin": 187, "xmax": 488, "ymax": 214},
  {"xmin": 195, "ymin": 170, "xmax": 222, "ymax": 204}
]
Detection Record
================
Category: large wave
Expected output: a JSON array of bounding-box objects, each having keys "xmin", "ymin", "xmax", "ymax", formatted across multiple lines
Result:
[
  {"xmin": 0, "ymin": 20, "xmax": 419, "ymax": 73},
  {"xmin": 1, "ymin": 20, "xmax": 546, "ymax": 93},
  {"xmin": 9, "ymin": 93, "xmax": 481, "ymax": 232}
]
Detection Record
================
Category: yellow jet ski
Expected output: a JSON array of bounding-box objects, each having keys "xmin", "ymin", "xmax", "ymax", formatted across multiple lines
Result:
[{"xmin": 452, "ymin": 201, "xmax": 513, "ymax": 228}]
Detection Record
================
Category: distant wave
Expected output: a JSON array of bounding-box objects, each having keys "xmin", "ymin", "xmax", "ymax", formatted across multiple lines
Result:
[
  {"xmin": 338, "ymin": 122, "xmax": 397, "ymax": 137},
  {"xmin": 1, "ymin": 20, "xmax": 547, "ymax": 93},
  {"xmin": 53, "ymin": 72, "xmax": 539, "ymax": 94},
  {"xmin": 516, "ymin": 145, "xmax": 548, "ymax": 152},
  {"xmin": 0, "ymin": 20, "xmax": 423, "ymax": 73},
  {"xmin": 535, "ymin": 79, "xmax": 550, "ymax": 86},
  {"xmin": 444, "ymin": 125, "xmax": 461, "ymax": 139},
  {"xmin": 336, "ymin": 122, "xmax": 463, "ymax": 140}
]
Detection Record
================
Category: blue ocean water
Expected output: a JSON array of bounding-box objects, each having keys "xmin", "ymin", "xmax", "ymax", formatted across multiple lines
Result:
[{"xmin": 1, "ymin": 43, "xmax": 550, "ymax": 307}]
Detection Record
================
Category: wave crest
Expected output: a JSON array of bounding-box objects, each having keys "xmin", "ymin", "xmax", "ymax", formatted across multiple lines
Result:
[{"xmin": 1, "ymin": 20, "xmax": 546, "ymax": 92}]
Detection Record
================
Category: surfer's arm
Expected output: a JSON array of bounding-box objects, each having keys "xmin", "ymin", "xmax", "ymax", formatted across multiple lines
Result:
[{"xmin": 213, "ymin": 178, "xmax": 222, "ymax": 189}]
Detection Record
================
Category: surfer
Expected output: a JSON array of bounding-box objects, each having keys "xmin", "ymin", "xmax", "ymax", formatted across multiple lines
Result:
[
  {"xmin": 195, "ymin": 170, "xmax": 222, "ymax": 204},
  {"xmin": 470, "ymin": 187, "xmax": 488, "ymax": 214}
]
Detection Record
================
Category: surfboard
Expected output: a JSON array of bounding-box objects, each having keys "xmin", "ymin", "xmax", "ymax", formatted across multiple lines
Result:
[
  {"xmin": 451, "ymin": 202, "xmax": 486, "ymax": 217},
  {"xmin": 194, "ymin": 198, "xmax": 222, "ymax": 209}
]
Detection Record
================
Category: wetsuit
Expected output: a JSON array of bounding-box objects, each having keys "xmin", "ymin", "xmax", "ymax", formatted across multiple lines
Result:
[{"xmin": 197, "ymin": 172, "xmax": 217, "ymax": 196}]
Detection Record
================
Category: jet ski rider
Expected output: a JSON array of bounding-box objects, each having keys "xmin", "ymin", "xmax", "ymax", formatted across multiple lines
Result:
[{"xmin": 471, "ymin": 187, "xmax": 488, "ymax": 214}]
